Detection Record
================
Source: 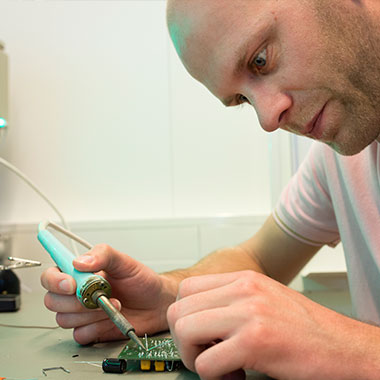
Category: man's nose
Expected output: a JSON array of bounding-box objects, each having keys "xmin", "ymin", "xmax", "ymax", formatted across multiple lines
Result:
[{"xmin": 247, "ymin": 86, "xmax": 292, "ymax": 132}]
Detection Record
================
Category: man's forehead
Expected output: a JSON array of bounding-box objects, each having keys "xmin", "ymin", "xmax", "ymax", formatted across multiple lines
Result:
[
  {"xmin": 167, "ymin": 0, "xmax": 278, "ymax": 99},
  {"xmin": 167, "ymin": 0, "xmax": 253, "ymax": 60},
  {"xmin": 167, "ymin": 0, "xmax": 250, "ymax": 39}
]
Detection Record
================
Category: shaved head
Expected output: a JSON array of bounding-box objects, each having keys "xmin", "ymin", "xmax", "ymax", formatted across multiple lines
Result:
[
  {"xmin": 166, "ymin": 0, "xmax": 380, "ymax": 155},
  {"xmin": 166, "ymin": 0, "xmax": 259, "ymax": 86},
  {"xmin": 166, "ymin": 0, "xmax": 191, "ymax": 60},
  {"xmin": 166, "ymin": 0, "xmax": 224, "ymax": 73}
]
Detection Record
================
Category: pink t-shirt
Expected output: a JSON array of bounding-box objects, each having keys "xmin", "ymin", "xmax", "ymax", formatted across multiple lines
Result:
[{"xmin": 274, "ymin": 141, "xmax": 380, "ymax": 324}]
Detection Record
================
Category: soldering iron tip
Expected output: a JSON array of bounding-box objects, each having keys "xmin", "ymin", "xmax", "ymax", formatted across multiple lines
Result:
[{"xmin": 129, "ymin": 331, "xmax": 148, "ymax": 351}]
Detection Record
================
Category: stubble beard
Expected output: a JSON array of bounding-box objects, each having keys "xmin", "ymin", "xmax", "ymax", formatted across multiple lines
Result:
[{"xmin": 311, "ymin": 0, "xmax": 380, "ymax": 156}]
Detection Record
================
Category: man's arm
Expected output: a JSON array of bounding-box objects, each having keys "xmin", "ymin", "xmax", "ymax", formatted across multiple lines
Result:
[
  {"xmin": 166, "ymin": 215, "xmax": 380, "ymax": 380},
  {"xmin": 40, "ymin": 214, "xmax": 320, "ymax": 345},
  {"xmin": 163, "ymin": 214, "xmax": 321, "ymax": 286}
]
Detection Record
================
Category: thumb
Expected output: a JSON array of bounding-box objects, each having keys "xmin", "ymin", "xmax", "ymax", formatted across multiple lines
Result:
[
  {"xmin": 73, "ymin": 253, "xmax": 96, "ymax": 271},
  {"xmin": 72, "ymin": 244, "xmax": 139, "ymax": 279}
]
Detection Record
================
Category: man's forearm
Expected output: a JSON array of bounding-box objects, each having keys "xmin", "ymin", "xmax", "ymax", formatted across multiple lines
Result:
[{"xmin": 160, "ymin": 245, "xmax": 265, "ymax": 293}]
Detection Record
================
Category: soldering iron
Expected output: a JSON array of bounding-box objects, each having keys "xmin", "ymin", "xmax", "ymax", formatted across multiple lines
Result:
[{"xmin": 37, "ymin": 220, "xmax": 146, "ymax": 351}]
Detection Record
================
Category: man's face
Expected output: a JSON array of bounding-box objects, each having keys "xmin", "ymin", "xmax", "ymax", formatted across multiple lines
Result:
[{"xmin": 167, "ymin": 0, "xmax": 380, "ymax": 155}]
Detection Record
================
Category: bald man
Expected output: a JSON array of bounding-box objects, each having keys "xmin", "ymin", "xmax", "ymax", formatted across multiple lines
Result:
[{"xmin": 41, "ymin": 1, "xmax": 380, "ymax": 379}]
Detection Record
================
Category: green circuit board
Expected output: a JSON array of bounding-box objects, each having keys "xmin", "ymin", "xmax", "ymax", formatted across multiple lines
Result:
[{"xmin": 118, "ymin": 337, "xmax": 182, "ymax": 371}]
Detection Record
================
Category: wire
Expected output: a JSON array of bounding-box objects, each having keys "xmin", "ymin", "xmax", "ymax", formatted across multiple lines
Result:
[
  {"xmin": 39, "ymin": 220, "xmax": 93, "ymax": 250},
  {"xmin": 147, "ymin": 339, "xmax": 174, "ymax": 352},
  {"xmin": 74, "ymin": 361, "xmax": 102, "ymax": 368},
  {"xmin": 0, "ymin": 322, "xmax": 59, "ymax": 329},
  {"xmin": 0, "ymin": 156, "xmax": 78, "ymax": 255}
]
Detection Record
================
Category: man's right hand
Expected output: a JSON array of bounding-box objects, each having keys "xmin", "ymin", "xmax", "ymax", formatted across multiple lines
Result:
[{"xmin": 40, "ymin": 244, "xmax": 177, "ymax": 345}]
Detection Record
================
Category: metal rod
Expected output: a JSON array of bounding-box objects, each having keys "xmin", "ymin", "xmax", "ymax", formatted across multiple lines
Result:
[{"xmin": 96, "ymin": 294, "xmax": 147, "ymax": 351}]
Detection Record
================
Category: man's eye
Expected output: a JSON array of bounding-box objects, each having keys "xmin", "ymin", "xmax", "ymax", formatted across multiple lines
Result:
[
  {"xmin": 252, "ymin": 49, "xmax": 267, "ymax": 69},
  {"xmin": 237, "ymin": 94, "xmax": 249, "ymax": 104}
]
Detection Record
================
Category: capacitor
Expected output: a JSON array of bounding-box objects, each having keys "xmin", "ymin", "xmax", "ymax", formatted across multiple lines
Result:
[{"xmin": 102, "ymin": 358, "xmax": 127, "ymax": 373}]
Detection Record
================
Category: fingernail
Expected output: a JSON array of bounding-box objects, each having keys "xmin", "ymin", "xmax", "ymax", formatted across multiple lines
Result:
[
  {"xmin": 111, "ymin": 299, "xmax": 121, "ymax": 310},
  {"xmin": 76, "ymin": 255, "xmax": 94, "ymax": 264},
  {"xmin": 59, "ymin": 279, "xmax": 73, "ymax": 292}
]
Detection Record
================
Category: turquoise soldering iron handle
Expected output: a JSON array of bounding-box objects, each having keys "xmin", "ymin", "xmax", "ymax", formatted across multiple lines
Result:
[
  {"xmin": 37, "ymin": 228, "xmax": 111, "ymax": 308},
  {"xmin": 37, "ymin": 223, "xmax": 147, "ymax": 350}
]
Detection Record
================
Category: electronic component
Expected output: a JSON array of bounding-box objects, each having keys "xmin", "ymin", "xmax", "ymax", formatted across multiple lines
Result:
[
  {"xmin": 140, "ymin": 360, "xmax": 151, "ymax": 371},
  {"xmin": 154, "ymin": 360, "xmax": 165, "ymax": 371},
  {"xmin": 102, "ymin": 358, "xmax": 127, "ymax": 373},
  {"xmin": 118, "ymin": 337, "xmax": 183, "ymax": 372}
]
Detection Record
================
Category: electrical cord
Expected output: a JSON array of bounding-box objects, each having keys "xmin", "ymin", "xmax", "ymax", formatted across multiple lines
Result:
[
  {"xmin": 0, "ymin": 322, "xmax": 59, "ymax": 329},
  {"xmin": 0, "ymin": 158, "xmax": 83, "ymax": 330},
  {"xmin": 0, "ymin": 156, "xmax": 78, "ymax": 255},
  {"xmin": 39, "ymin": 220, "xmax": 93, "ymax": 250}
]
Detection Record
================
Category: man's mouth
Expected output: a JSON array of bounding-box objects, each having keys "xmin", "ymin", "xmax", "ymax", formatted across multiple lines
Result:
[{"xmin": 304, "ymin": 103, "xmax": 327, "ymax": 138}]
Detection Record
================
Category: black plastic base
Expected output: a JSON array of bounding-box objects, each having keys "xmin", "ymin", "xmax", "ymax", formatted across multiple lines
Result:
[{"xmin": 0, "ymin": 294, "xmax": 20, "ymax": 311}]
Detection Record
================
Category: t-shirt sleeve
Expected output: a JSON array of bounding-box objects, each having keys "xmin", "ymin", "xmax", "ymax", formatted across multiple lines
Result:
[{"xmin": 273, "ymin": 143, "xmax": 340, "ymax": 247}]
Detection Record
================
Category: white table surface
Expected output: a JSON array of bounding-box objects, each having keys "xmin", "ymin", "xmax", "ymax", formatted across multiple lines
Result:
[{"xmin": 0, "ymin": 291, "xmax": 273, "ymax": 380}]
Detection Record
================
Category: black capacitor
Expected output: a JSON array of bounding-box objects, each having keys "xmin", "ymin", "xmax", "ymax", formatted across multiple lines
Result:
[{"xmin": 102, "ymin": 358, "xmax": 127, "ymax": 373}]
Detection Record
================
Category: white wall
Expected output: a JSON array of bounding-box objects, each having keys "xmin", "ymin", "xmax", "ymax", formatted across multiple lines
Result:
[
  {"xmin": 0, "ymin": 1, "xmax": 347, "ymax": 291},
  {"xmin": 0, "ymin": 0, "xmax": 273, "ymax": 225},
  {"xmin": 2, "ymin": 215, "xmax": 267, "ymax": 292}
]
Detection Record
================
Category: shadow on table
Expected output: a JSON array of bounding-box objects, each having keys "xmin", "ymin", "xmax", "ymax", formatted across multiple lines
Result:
[{"xmin": 172, "ymin": 369, "xmax": 274, "ymax": 380}]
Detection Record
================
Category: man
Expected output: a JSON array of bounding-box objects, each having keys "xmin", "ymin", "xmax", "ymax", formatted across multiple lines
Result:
[{"xmin": 41, "ymin": 0, "xmax": 380, "ymax": 379}]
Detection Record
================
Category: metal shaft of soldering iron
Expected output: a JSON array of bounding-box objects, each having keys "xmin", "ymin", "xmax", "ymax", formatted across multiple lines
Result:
[{"xmin": 95, "ymin": 293, "xmax": 147, "ymax": 351}]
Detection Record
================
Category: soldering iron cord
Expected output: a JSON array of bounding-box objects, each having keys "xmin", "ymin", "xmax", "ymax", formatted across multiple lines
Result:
[
  {"xmin": 0, "ymin": 156, "xmax": 78, "ymax": 255},
  {"xmin": 38, "ymin": 220, "xmax": 93, "ymax": 250}
]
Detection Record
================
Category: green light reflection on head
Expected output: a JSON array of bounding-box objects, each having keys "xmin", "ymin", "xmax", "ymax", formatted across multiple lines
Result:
[{"xmin": 168, "ymin": 14, "xmax": 193, "ymax": 61}]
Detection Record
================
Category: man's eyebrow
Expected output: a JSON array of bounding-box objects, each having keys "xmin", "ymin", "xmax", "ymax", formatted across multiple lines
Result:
[
  {"xmin": 234, "ymin": 48, "xmax": 249, "ymax": 77},
  {"xmin": 221, "ymin": 51, "xmax": 248, "ymax": 107},
  {"xmin": 220, "ymin": 23, "xmax": 271, "ymax": 107}
]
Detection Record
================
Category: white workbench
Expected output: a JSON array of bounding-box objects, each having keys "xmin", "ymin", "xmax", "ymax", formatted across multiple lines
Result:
[{"xmin": 0, "ymin": 291, "xmax": 273, "ymax": 380}]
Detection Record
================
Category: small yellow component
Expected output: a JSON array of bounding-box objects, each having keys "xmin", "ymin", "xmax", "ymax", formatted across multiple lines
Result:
[
  {"xmin": 154, "ymin": 361, "xmax": 165, "ymax": 372},
  {"xmin": 140, "ymin": 360, "xmax": 151, "ymax": 371}
]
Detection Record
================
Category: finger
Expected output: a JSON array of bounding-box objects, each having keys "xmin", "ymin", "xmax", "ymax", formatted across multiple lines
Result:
[
  {"xmin": 168, "ymin": 287, "xmax": 235, "ymax": 326},
  {"xmin": 55, "ymin": 298, "xmax": 122, "ymax": 328},
  {"xmin": 73, "ymin": 318, "xmax": 125, "ymax": 345},
  {"xmin": 170, "ymin": 307, "xmax": 237, "ymax": 371},
  {"xmin": 56, "ymin": 310, "xmax": 107, "ymax": 328},
  {"xmin": 178, "ymin": 271, "xmax": 263, "ymax": 299},
  {"xmin": 72, "ymin": 244, "xmax": 141, "ymax": 279},
  {"xmin": 40, "ymin": 267, "xmax": 76, "ymax": 295},
  {"xmin": 194, "ymin": 338, "xmax": 245, "ymax": 380},
  {"xmin": 172, "ymin": 307, "xmax": 236, "ymax": 344},
  {"xmin": 44, "ymin": 292, "xmax": 88, "ymax": 313},
  {"xmin": 45, "ymin": 292, "xmax": 121, "ymax": 313}
]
